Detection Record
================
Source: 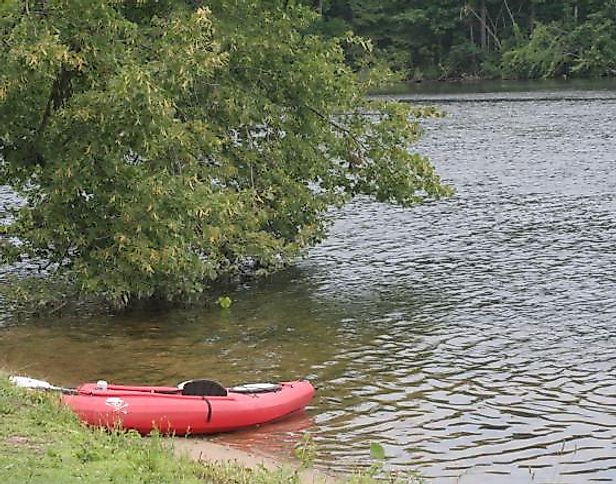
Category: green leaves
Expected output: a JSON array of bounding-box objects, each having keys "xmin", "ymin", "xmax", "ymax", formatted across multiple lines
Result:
[
  {"xmin": 501, "ymin": 13, "xmax": 616, "ymax": 79},
  {"xmin": 369, "ymin": 442, "xmax": 385, "ymax": 460},
  {"xmin": 321, "ymin": 0, "xmax": 616, "ymax": 80},
  {"xmin": 216, "ymin": 296, "xmax": 232, "ymax": 309},
  {"xmin": 0, "ymin": 0, "xmax": 450, "ymax": 309}
]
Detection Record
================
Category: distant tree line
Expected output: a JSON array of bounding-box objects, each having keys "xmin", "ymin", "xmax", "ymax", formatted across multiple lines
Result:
[{"xmin": 310, "ymin": 0, "xmax": 616, "ymax": 80}]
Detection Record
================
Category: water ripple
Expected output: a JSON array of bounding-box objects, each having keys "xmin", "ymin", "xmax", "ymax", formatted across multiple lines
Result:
[
  {"xmin": 1, "ymin": 89, "xmax": 616, "ymax": 482},
  {"xmin": 301, "ymin": 94, "xmax": 616, "ymax": 481}
]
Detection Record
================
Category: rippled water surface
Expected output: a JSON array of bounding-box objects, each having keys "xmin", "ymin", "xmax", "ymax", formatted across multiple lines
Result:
[{"xmin": 2, "ymin": 83, "xmax": 616, "ymax": 482}]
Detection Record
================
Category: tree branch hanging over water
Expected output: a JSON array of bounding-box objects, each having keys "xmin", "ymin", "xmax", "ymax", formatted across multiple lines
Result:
[{"xmin": 0, "ymin": 0, "xmax": 451, "ymax": 309}]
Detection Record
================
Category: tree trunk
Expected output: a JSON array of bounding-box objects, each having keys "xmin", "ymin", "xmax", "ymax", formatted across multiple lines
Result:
[
  {"xmin": 480, "ymin": 0, "xmax": 487, "ymax": 50},
  {"xmin": 530, "ymin": 1, "xmax": 535, "ymax": 34},
  {"xmin": 314, "ymin": 0, "xmax": 322, "ymax": 15}
]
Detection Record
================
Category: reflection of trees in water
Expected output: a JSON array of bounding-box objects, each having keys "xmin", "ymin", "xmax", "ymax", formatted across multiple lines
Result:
[
  {"xmin": 0, "ymin": 261, "xmax": 441, "ymax": 390},
  {"xmin": 0, "ymin": 269, "xmax": 342, "ymax": 386}
]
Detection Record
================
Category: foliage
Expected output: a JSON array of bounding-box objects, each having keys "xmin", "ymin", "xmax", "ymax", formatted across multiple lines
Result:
[
  {"xmin": 0, "ymin": 0, "xmax": 451, "ymax": 308},
  {"xmin": 369, "ymin": 442, "xmax": 385, "ymax": 460},
  {"xmin": 320, "ymin": 0, "xmax": 469, "ymax": 79},
  {"xmin": 294, "ymin": 432, "xmax": 316, "ymax": 468},
  {"xmin": 501, "ymin": 12, "xmax": 616, "ymax": 79},
  {"xmin": 216, "ymin": 295, "xmax": 232, "ymax": 309},
  {"xmin": 569, "ymin": 12, "xmax": 616, "ymax": 76},
  {"xmin": 501, "ymin": 23, "xmax": 571, "ymax": 79},
  {"xmin": 0, "ymin": 273, "xmax": 81, "ymax": 319},
  {"xmin": 442, "ymin": 41, "xmax": 486, "ymax": 79},
  {"xmin": 319, "ymin": 0, "xmax": 616, "ymax": 80},
  {"xmin": 347, "ymin": 441, "xmax": 424, "ymax": 484}
]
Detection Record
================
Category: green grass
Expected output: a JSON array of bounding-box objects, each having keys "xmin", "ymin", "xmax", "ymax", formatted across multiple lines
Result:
[{"xmin": 0, "ymin": 376, "xmax": 305, "ymax": 483}]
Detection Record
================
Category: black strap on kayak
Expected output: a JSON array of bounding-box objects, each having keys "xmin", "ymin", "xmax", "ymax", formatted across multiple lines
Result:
[{"xmin": 202, "ymin": 397, "xmax": 212, "ymax": 423}]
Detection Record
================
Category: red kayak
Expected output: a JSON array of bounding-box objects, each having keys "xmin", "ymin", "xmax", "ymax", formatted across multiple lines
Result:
[{"xmin": 62, "ymin": 379, "xmax": 315, "ymax": 435}]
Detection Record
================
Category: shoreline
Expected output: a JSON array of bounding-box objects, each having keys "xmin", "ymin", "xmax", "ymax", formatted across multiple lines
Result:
[
  {"xmin": 0, "ymin": 372, "xmax": 349, "ymax": 483},
  {"xmin": 171, "ymin": 437, "xmax": 338, "ymax": 483}
]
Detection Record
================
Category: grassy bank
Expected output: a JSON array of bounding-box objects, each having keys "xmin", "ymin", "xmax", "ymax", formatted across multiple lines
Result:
[
  {"xmin": 0, "ymin": 375, "xmax": 408, "ymax": 483},
  {"xmin": 0, "ymin": 375, "xmax": 311, "ymax": 483}
]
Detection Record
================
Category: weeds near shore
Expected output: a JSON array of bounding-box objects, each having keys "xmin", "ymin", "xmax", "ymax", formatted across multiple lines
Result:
[{"xmin": 294, "ymin": 432, "xmax": 317, "ymax": 468}]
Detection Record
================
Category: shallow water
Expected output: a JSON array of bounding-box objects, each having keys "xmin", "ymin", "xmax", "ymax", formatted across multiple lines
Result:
[{"xmin": 1, "ymin": 81, "xmax": 616, "ymax": 482}]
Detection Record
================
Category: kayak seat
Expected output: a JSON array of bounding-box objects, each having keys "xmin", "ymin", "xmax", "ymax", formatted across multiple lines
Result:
[{"xmin": 178, "ymin": 379, "xmax": 228, "ymax": 397}]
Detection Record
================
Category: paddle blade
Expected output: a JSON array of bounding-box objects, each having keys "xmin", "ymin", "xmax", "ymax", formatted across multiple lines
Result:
[{"xmin": 9, "ymin": 376, "xmax": 54, "ymax": 390}]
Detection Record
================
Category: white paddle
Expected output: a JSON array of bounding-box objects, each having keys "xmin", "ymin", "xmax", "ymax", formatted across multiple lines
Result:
[{"xmin": 9, "ymin": 375, "xmax": 77, "ymax": 394}]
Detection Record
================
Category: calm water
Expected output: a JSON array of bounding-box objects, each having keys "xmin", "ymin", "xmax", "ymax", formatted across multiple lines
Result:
[{"xmin": 2, "ymin": 81, "xmax": 616, "ymax": 483}]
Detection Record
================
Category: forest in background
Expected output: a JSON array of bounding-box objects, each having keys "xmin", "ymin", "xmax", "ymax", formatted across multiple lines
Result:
[{"xmin": 312, "ymin": 0, "xmax": 616, "ymax": 80}]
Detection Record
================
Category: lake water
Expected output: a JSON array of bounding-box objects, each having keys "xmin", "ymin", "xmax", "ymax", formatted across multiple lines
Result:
[{"xmin": 1, "ymin": 80, "xmax": 615, "ymax": 482}]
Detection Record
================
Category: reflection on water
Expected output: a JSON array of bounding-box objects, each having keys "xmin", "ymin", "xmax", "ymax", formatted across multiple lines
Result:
[
  {"xmin": 0, "ymin": 285, "xmax": 341, "ymax": 386},
  {"xmin": 208, "ymin": 411, "xmax": 314, "ymax": 460},
  {"xmin": 2, "ymin": 82, "xmax": 616, "ymax": 482}
]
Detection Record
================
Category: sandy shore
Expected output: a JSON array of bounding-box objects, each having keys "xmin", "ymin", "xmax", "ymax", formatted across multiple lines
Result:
[{"xmin": 172, "ymin": 437, "xmax": 339, "ymax": 483}]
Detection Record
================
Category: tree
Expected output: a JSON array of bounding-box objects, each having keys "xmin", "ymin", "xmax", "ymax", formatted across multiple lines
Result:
[
  {"xmin": 0, "ymin": 0, "xmax": 451, "ymax": 308},
  {"xmin": 500, "ymin": 2, "xmax": 616, "ymax": 78},
  {"xmin": 318, "ymin": 0, "xmax": 478, "ymax": 78},
  {"xmin": 320, "ymin": 0, "xmax": 616, "ymax": 80}
]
